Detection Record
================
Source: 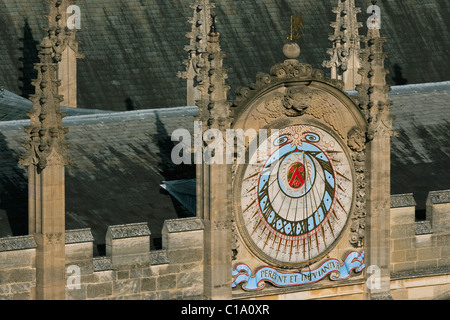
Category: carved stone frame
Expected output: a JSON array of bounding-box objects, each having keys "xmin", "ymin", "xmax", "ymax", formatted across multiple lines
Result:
[{"xmin": 230, "ymin": 75, "xmax": 368, "ymax": 270}]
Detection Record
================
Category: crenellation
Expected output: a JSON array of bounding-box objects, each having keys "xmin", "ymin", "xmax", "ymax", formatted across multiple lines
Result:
[
  {"xmin": 106, "ymin": 223, "xmax": 152, "ymax": 269},
  {"xmin": 390, "ymin": 191, "xmax": 450, "ymax": 278},
  {"xmin": 162, "ymin": 217, "xmax": 204, "ymax": 251},
  {"xmin": 427, "ymin": 190, "xmax": 450, "ymax": 205},
  {"xmin": 65, "ymin": 228, "xmax": 94, "ymax": 245},
  {"xmin": 390, "ymin": 193, "xmax": 416, "ymax": 209},
  {"xmin": 0, "ymin": 235, "xmax": 37, "ymax": 253},
  {"xmin": 64, "ymin": 219, "xmax": 204, "ymax": 299},
  {"xmin": 427, "ymin": 190, "xmax": 450, "ymax": 234},
  {"xmin": 415, "ymin": 221, "xmax": 433, "ymax": 236},
  {"xmin": 65, "ymin": 229, "xmax": 94, "ymax": 262},
  {"xmin": 93, "ymin": 256, "xmax": 112, "ymax": 272}
]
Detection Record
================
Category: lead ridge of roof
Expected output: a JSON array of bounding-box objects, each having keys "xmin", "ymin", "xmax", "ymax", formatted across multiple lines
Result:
[
  {"xmin": 346, "ymin": 80, "xmax": 450, "ymax": 96},
  {"xmin": 1, "ymin": 80, "xmax": 449, "ymax": 130},
  {"xmin": 0, "ymin": 105, "xmax": 199, "ymax": 130}
]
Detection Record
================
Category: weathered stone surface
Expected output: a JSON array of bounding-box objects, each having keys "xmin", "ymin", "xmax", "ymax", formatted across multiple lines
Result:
[
  {"xmin": 415, "ymin": 221, "xmax": 432, "ymax": 236},
  {"xmin": 65, "ymin": 229, "xmax": 94, "ymax": 244},
  {"xmin": 0, "ymin": 236, "xmax": 37, "ymax": 252},
  {"xmin": 107, "ymin": 223, "xmax": 151, "ymax": 240},
  {"xmin": 113, "ymin": 279, "xmax": 140, "ymax": 296},
  {"xmin": 163, "ymin": 218, "xmax": 204, "ymax": 234},
  {"xmin": 427, "ymin": 190, "xmax": 450, "ymax": 205},
  {"xmin": 391, "ymin": 194, "xmax": 417, "ymax": 209},
  {"xmin": 0, "ymin": 268, "xmax": 35, "ymax": 285},
  {"xmin": 140, "ymin": 278, "xmax": 156, "ymax": 292},
  {"xmin": 93, "ymin": 257, "xmax": 112, "ymax": 272},
  {"xmin": 157, "ymin": 274, "xmax": 176, "ymax": 291},
  {"xmin": 86, "ymin": 282, "xmax": 113, "ymax": 299}
]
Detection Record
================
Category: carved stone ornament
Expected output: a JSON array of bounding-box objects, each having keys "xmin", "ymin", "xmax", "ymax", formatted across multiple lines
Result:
[
  {"xmin": 46, "ymin": 0, "xmax": 84, "ymax": 62},
  {"xmin": 348, "ymin": 145, "xmax": 367, "ymax": 248},
  {"xmin": 19, "ymin": 37, "xmax": 71, "ymax": 170},
  {"xmin": 45, "ymin": 232, "xmax": 64, "ymax": 245},
  {"xmin": 251, "ymin": 86, "xmax": 313, "ymax": 122},
  {"xmin": 347, "ymin": 127, "xmax": 367, "ymax": 152},
  {"xmin": 283, "ymin": 86, "xmax": 313, "ymax": 115},
  {"xmin": 233, "ymin": 58, "xmax": 343, "ymax": 113}
]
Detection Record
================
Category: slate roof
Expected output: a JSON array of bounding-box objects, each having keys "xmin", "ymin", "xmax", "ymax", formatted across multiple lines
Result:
[
  {"xmin": 0, "ymin": 81, "xmax": 449, "ymax": 254},
  {"xmin": 0, "ymin": 100, "xmax": 197, "ymax": 254},
  {"xmin": 0, "ymin": 0, "xmax": 449, "ymax": 255},
  {"xmin": 389, "ymin": 81, "xmax": 450, "ymax": 215},
  {"xmin": 0, "ymin": 0, "xmax": 449, "ymax": 111},
  {"xmin": 0, "ymin": 87, "xmax": 113, "ymax": 121}
]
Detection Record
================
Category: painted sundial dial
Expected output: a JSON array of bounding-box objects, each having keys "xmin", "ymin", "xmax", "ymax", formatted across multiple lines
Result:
[{"xmin": 238, "ymin": 124, "xmax": 354, "ymax": 267}]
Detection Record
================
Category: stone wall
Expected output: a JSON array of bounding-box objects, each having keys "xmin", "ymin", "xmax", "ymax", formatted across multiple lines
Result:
[
  {"xmin": 0, "ymin": 235, "xmax": 36, "ymax": 299},
  {"xmin": 65, "ymin": 218, "xmax": 204, "ymax": 300},
  {"xmin": 0, "ymin": 217, "xmax": 204, "ymax": 300},
  {"xmin": 390, "ymin": 191, "xmax": 450, "ymax": 299},
  {"xmin": 1, "ymin": 192, "xmax": 450, "ymax": 300}
]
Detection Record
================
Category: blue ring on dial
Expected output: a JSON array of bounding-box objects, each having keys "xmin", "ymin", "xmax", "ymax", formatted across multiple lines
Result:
[{"xmin": 257, "ymin": 140, "xmax": 336, "ymax": 237}]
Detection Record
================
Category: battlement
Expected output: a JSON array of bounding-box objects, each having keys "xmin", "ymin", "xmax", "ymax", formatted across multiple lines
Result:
[
  {"xmin": 0, "ymin": 217, "xmax": 204, "ymax": 300},
  {"xmin": 390, "ymin": 191, "xmax": 450, "ymax": 278},
  {"xmin": 0, "ymin": 190, "xmax": 449, "ymax": 300}
]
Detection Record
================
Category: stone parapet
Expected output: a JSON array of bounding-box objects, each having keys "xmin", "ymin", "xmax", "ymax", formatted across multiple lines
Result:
[
  {"xmin": 106, "ymin": 223, "xmax": 152, "ymax": 270},
  {"xmin": 390, "ymin": 191, "xmax": 450, "ymax": 276},
  {"xmin": 65, "ymin": 228, "xmax": 95, "ymax": 266},
  {"xmin": 427, "ymin": 190, "xmax": 450, "ymax": 234},
  {"xmin": 0, "ymin": 235, "xmax": 37, "ymax": 300},
  {"xmin": 162, "ymin": 217, "xmax": 204, "ymax": 251},
  {"xmin": 391, "ymin": 193, "xmax": 417, "ymax": 209},
  {"xmin": 63, "ymin": 218, "xmax": 204, "ymax": 300}
]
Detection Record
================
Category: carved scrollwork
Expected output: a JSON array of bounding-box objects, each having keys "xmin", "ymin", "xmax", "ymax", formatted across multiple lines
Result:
[
  {"xmin": 347, "ymin": 127, "xmax": 367, "ymax": 152},
  {"xmin": 270, "ymin": 61, "xmax": 313, "ymax": 79},
  {"xmin": 349, "ymin": 146, "xmax": 367, "ymax": 248},
  {"xmin": 251, "ymin": 86, "xmax": 313, "ymax": 123},
  {"xmin": 233, "ymin": 59, "xmax": 343, "ymax": 111}
]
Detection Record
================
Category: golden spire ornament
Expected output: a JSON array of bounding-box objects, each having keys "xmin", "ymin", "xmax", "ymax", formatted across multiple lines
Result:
[{"xmin": 287, "ymin": 15, "xmax": 305, "ymax": 41}]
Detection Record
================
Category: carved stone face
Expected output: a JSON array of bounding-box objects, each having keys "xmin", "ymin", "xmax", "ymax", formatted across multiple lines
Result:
[
  {"xmin": 347, "ymin": 127, "xmax": 366, "ymax": 152},
  {"xmin": 283, "ymin": 86, "xmax": 312, "ymax": 113}
]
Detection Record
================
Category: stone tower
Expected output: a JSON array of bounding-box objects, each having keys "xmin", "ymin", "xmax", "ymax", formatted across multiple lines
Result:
[
  {"xmin": 356, "ymin": 1, "xmax": 393, "ymax": 300},
  {"xmin": 46, "ymin": 0, "xmax": 84, "ymax": 108},
  {"xmin": 323, "ymin": 0, "xmax": 362, "ymax": 91},
  {"xmin": 194, "ymin": 16, "xmax": 233, "ymax": 300},
  {"xmin": 18, "ymin": 1, "xmax": 73, "ymax": 300},
  {"xmin": 19, "ymin": 36, "xmax": 70, "ymax": 299},
  {"xmin": 178, "ymin": 0, "xmax": 215, "ymax": 106}
]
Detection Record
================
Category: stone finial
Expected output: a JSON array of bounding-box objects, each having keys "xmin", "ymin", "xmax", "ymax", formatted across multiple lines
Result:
[
  {"xmin": 178, "ymin": 0, "xmax": 216, "ymax": 106},
  {"xmin": 45, "ymin": 0, "xmax": 84, "ymax": 62},
  {"xmin": 195, "ymin": 16, "xmax": 232, "ymax": 131},
  {"xmin": 283, "ymin": 43, "xmax": 301, "ymax": 60},
  {"xmin": 19, "ymin": 36, "xmax": 71, "ymax": 170},
  {"xmin": 45, "ymin": 0, "xmax": 84, "ymax": 108},
  {"xmin": 322, "ymin": 0, "xmax": 362, "ymax": 91},
  {"xmin": 356, "ymin": 2, "xmax": 392, "ymax": 139}
]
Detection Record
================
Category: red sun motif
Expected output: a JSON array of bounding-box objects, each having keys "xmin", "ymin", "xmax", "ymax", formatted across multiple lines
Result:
[{"xmin": 288, "ymin": 163, "xmax": 306, "ymax": 189}]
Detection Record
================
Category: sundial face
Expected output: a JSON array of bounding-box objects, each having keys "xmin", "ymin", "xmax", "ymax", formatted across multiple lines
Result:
[{"xmin": 237, "ymin": 124, "xmax": 354, "ymax": 268}]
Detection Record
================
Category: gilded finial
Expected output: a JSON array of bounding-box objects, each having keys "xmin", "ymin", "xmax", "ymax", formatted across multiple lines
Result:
[{"xmin": 287, "ymin": 15, "xmax": 305, "ymax": 41}]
